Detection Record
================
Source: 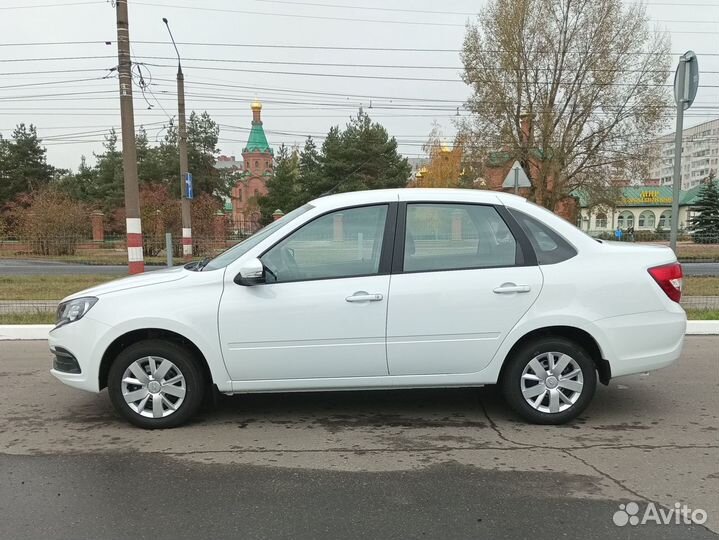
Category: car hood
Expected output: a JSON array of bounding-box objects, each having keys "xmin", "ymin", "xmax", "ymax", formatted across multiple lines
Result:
[{"xmin": 63, "ymin": 266, "xmax": 190, "ymax": 301}]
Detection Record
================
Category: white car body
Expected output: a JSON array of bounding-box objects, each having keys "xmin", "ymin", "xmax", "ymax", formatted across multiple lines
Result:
[{"xmin": 49, "ymin": 189, "xmax": 686, "ymax": 418}]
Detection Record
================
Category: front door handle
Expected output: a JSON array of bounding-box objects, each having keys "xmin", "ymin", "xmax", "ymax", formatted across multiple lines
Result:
[
  {"xmin": 493, "ymin": 283, "xmax": 531, "ymax": 294},
  {"xmin": 346, "ymin": 292, "xmax": 384, "ymax": 303}
]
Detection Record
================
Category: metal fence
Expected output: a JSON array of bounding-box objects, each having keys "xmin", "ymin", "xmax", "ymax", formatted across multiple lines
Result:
[
  {"xmin": 0, "ymin": 232, "xmax": 717, "ymax": 319},
  {"xmin": 0, "ymin": 234, "xmax": 251, "ymax": 265},
  {"xmin": 583, "ymin": 229, "xmax": 719, "ymax": 245}
]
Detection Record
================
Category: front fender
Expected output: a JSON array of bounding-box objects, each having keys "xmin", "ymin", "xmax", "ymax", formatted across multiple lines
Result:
[{"xmin": 91, "ymin": 316, "xmax": 232, "ymax": 392}]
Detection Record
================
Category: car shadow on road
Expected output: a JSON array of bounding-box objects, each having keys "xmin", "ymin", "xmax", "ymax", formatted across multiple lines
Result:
[{"xmin": 188, "ymin": 381, "xmax": 670, "ymax": 430}]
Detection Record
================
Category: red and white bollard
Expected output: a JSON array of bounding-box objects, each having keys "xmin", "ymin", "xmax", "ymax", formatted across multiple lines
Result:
[
  {"xmin": 182, "ymin": 227, "xmax": 192, "ymax": 259},
  {"xmin": 126, "ymin": 217, "xmax": 145, "ymax": 274}
]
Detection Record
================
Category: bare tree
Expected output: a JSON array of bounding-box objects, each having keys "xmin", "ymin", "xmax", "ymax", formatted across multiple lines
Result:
[
  {"xmin": 460, "ymin": 0, "xmax": 671, "ymax": 210},
  {"xmin": 414, "ymin": 124, "xmax": 464, "ymax": 188}
]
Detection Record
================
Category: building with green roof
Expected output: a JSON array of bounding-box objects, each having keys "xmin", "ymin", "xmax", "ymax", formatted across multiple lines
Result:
[{"xmin": 577, "ymin": 179, "xmax": 719, "ymax": 234}]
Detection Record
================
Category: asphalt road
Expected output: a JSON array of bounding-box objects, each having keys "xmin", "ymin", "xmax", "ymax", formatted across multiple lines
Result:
[
  {"xmin": 685, "ymin": 262, "xmax": 719, "ymax": 276},
  {"xmin": 0, "ymin": 338, "xmax": 717, "ymax": 539},
  {"xmin": 0, "ymin": 259, "xmax": 165, "ymax": 275},
  {"xmin": 0, "ymin": 258, "xmax": 718, "ymax": 276}
]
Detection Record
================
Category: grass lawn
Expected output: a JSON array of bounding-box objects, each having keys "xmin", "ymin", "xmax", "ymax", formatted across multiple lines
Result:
[
  {"xmin": 0, "ymin": 274, "xmax": 718, "ymax": 324},
  {"xmin": 0, "ymin": 253, "xmax": 169, "ymax": 266},
  {"xmin": 1, "ymin": 311, "xmax": 718, "ymax": 324},
  {"xmin": 676, "ymin": 243, "xmax": 719, "ymax": 262},
  {"xmin": 682, "ymin": 276, "xmax": 719, "ymax": 296},
  {"xmin": 1, "ymin": 309, "xmax": 718, "ymax": 326},
  {"xmin": 0, "ymin": 312, "xmax": 56, "ymax": 324},
  {"xmin": 684, "ymin": 310, "xmax": 719, "ymax": 320},
  {"xmin": 0, "ymin": 274, "xmax": 117, "ymax": 301}
]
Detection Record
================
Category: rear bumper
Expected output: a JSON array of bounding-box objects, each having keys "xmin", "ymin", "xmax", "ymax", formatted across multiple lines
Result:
[{"xmin": 594, "ymin": 310, "xmax": 686, "ymax": 378}]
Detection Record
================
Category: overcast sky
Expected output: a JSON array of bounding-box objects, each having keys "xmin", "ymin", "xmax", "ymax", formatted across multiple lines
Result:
[{"xmin": 2, "ymin": 0, "xmax": 719, "ymax": 171}]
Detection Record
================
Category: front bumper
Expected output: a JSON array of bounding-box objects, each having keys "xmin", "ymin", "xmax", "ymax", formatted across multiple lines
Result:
[{"xmin": 48, "ymin": 316, "xmax": 111, "ymax": 393}]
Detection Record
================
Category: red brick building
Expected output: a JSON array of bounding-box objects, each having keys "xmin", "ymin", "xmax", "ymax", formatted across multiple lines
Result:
[
  {"xmin": 229, "ymin": 101, "xmax": 273, "ymax": 225},
  {"xmin": 480, "ymin": 114, "xmax": 578, "ymax": 222}
]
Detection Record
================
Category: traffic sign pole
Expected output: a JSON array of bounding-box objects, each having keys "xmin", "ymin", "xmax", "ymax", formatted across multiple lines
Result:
[
  {"xmin": 670, "ymin": 51, "xmax": 699, "ymax": 253},
  {"xmin": 669, "ymin": 58, "xmax": 686, "ymax": 253}
]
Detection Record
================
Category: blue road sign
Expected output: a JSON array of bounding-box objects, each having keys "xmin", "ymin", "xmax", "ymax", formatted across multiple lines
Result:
[{"xmin": 185, "ymin": 172, "xmax": 193, "ymax": 199}]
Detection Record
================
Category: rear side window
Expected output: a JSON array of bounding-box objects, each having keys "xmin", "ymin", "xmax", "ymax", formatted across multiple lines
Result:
[
  {"xmin": 509, "ymin": 209, "xmax": 577, "ymax": 265},
  {"xmin": 403, "ymin": 203, "xmax": 520, "ymax": 272}
]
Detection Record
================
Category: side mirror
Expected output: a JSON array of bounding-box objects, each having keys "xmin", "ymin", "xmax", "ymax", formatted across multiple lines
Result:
[{"xmin": 234, "ymin": 258, "xmax": 265, "ymax": 286}]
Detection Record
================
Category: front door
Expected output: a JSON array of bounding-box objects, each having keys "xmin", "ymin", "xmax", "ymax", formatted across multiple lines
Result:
[
  {"xmin": 386, "ymin": 202, "xmax": 543, "ymax": 376},
  {"xmin": 218, "ymin": 204, "xmax": 394, "ymax": 381}
]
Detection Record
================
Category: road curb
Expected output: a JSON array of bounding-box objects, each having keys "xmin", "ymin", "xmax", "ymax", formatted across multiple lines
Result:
[
  {"xmin": 0, "ymin": 325, "xmax": 54, "ymax": 340},
  {"xmin": 685, "ymin": 320, "xmax": 719, "ymax": 335},
  {"xmin": 1, "ymin": 321, "xmax": 718, "ymax": 341}
]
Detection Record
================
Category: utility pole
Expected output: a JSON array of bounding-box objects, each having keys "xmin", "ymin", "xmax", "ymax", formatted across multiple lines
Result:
[
  {"xmin": 116, "ymin": 0, "xmax": 144, "ymax": 274},
  {"xmin": 163, "ymin": 18, "xmax": 192, "ymax": 261}
]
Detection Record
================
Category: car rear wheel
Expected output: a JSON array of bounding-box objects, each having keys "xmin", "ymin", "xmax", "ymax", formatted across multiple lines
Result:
[
  {"xmin": 501, "ymin": 337, "xmax": 597, "ymax": 424},
  {"xmin": 107, "ymin": 339, "xmax": 205, "ymax": 429}
]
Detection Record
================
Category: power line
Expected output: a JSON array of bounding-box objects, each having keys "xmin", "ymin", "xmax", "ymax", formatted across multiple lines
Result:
[
  {"xmin": 0, "ymin": 76, "xmax": 114, "ymax": 90},
  {"xmin": 0, "ymin": 41, "xmax": 460, "ymax": 52},
  {"xmin": 254, "ymin": 0, "xmax": 477, "ymax": 16},
  {"xmin": 156, "ymin": 77, "xmax": 466, "ymax": 103},
  {"xmin": 0, "ymin": 90, "xmax": 116, "ymax": 101},
  {"xmin": 125, "ymin": 1, "xmax": 719, "ymax": 32},
  {"xmin": 0, "ymin": 55, "xmax": 116, "ymax": 63},
  {"xmin": 136, "ymin": 55, "xmax": 719, "ymax": 74},
  {"xmin": 131, "ymin": 1, "xmax": 468, "ymax": 27},
  {"xmin": 254, "ymin": 0, "xmax": 719, "ymax": 21},
  {"xmin": 4, "ymin": 40, "xmax": 719, "ymax": 58},
  {"xmin": 139, "ymin": 61, "xmax": 719, "ymax": 85},
  {"xmin": 0, "ymin": 68, "xmax": 112, "ymax": 77},
  {"xmin": 0, "ymin": 1, "xmax": 101, "ymax": 9}
]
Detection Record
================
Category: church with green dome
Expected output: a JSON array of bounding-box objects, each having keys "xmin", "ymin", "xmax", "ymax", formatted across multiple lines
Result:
[{"xmin": 229, "ymin": 100, "xmax": 273, "ymax": 227}]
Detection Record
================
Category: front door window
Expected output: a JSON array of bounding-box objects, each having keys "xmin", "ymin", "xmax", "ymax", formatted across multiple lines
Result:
[{"xmin": 262, "ymin": 205, "xmax": 388, "ymax": 283}]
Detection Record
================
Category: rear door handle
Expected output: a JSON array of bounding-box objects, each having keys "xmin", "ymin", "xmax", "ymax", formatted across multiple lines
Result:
[
  {"xmin": 493, "ymin": 284, "xmax": 531, "ymax": 294},
  {"xmin": 346, "ymin": 292, "xmax": 384, "ymax": 303}
]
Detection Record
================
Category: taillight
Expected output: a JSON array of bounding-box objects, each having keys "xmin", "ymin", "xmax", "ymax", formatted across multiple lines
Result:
[{"xmin": 648, "ymin": 263, "xmax": 683, "ymax": 303}]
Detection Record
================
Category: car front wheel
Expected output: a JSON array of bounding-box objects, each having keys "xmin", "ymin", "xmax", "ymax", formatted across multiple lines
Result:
[
  {"xmin": 501, "ymin": 337, "xmax": 597, "ymax": 424},
  {"xmin": 107, "ymin": 339, "xmax": 205, "ymax": 429}
]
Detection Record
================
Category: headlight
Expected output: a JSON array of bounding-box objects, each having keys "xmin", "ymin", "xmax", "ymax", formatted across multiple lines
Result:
[{"xmin": 55, "ymin": 297, "xmax": 98, "ymax": 328}]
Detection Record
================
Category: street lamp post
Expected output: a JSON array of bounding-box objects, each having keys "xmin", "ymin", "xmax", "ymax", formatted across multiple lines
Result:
[{"xmin": 163, "ymin": 17, "xmax": 193, "ymax": 261}]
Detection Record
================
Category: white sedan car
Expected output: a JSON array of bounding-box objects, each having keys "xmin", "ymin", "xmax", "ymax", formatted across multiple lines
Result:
[{"xmin": 49, "ymin": 189, "xmax": 686, "ymax": 428}]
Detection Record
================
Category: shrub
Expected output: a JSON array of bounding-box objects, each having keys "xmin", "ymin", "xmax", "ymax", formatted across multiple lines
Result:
[
  {"xmin": 17, "ymin": 188, "xmax": 89, "ymax": 255},
  {"xmin": 140, "ymin": 184, "xmax": 181, "ymax": 257},
  {"xmin": 138, "ymin": 184, "xmax": 222, "ymax": 257}
]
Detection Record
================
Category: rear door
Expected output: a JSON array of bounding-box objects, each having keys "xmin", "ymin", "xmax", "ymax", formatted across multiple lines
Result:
[{"xmin": 386, "ymin": 202, "xmax": 543, "ymax": 376}]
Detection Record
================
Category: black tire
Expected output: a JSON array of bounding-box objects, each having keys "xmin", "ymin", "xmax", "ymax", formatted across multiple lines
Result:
[
  {"xmin": 500, "ymin": 336, "xmax": 597, "ymax": 425},
  {"xmin": 107, "ymin": 339, "xmax": 205, "ymax": 429}
]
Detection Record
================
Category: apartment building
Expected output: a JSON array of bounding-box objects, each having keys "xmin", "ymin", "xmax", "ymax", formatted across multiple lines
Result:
[{"xmin": 649, "ymin": 118, "xmax": 719, "ymax": 190}]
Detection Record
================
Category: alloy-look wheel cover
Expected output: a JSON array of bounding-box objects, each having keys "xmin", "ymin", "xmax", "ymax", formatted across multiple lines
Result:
[
  {"xmin": 121, "ymin": 356, "xmax": 187, "ymax": 418},
  {"xmin": 520, "ymin": 352, "xmax": 584, "ymax": 414}
]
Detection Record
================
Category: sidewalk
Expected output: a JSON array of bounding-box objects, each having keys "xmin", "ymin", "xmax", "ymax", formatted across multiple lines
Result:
[
  {"xmin": 2, "ymin": 321, "xmax": 717, "ymax": 340},
  {"xmin": 3, "ymin": 297, "xmax": 718, "ymax": 314}
]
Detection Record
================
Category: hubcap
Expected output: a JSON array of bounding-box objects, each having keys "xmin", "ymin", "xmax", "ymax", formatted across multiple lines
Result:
[
  {"xmin": 121, "ymin": 356, "xmax": 186, "ymax": 419},
  {"xmin": 520, "ymin": 352, "xmax": 584, "ymax": 414}
]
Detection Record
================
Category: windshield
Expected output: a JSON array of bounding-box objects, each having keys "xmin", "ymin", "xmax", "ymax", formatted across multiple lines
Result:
[{"xmin": 201, "ymin": 204, "xmax": 313, "ymax": 271}]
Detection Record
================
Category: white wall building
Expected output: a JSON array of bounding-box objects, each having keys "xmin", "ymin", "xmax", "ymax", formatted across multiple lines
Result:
[{"xmin": 649, "ymin": 118, "xmax": 719, "ymax": 190}]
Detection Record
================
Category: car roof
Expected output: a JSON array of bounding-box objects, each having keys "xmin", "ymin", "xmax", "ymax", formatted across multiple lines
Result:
[{"xmin": 309, "ymin": 188, "xmax": 526, "ymax": 210}]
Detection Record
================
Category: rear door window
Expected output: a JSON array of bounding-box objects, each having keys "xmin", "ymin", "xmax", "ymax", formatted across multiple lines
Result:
[{"xmin": 403, "ymin": 203, "xmax": 520, "ymax": 272}]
